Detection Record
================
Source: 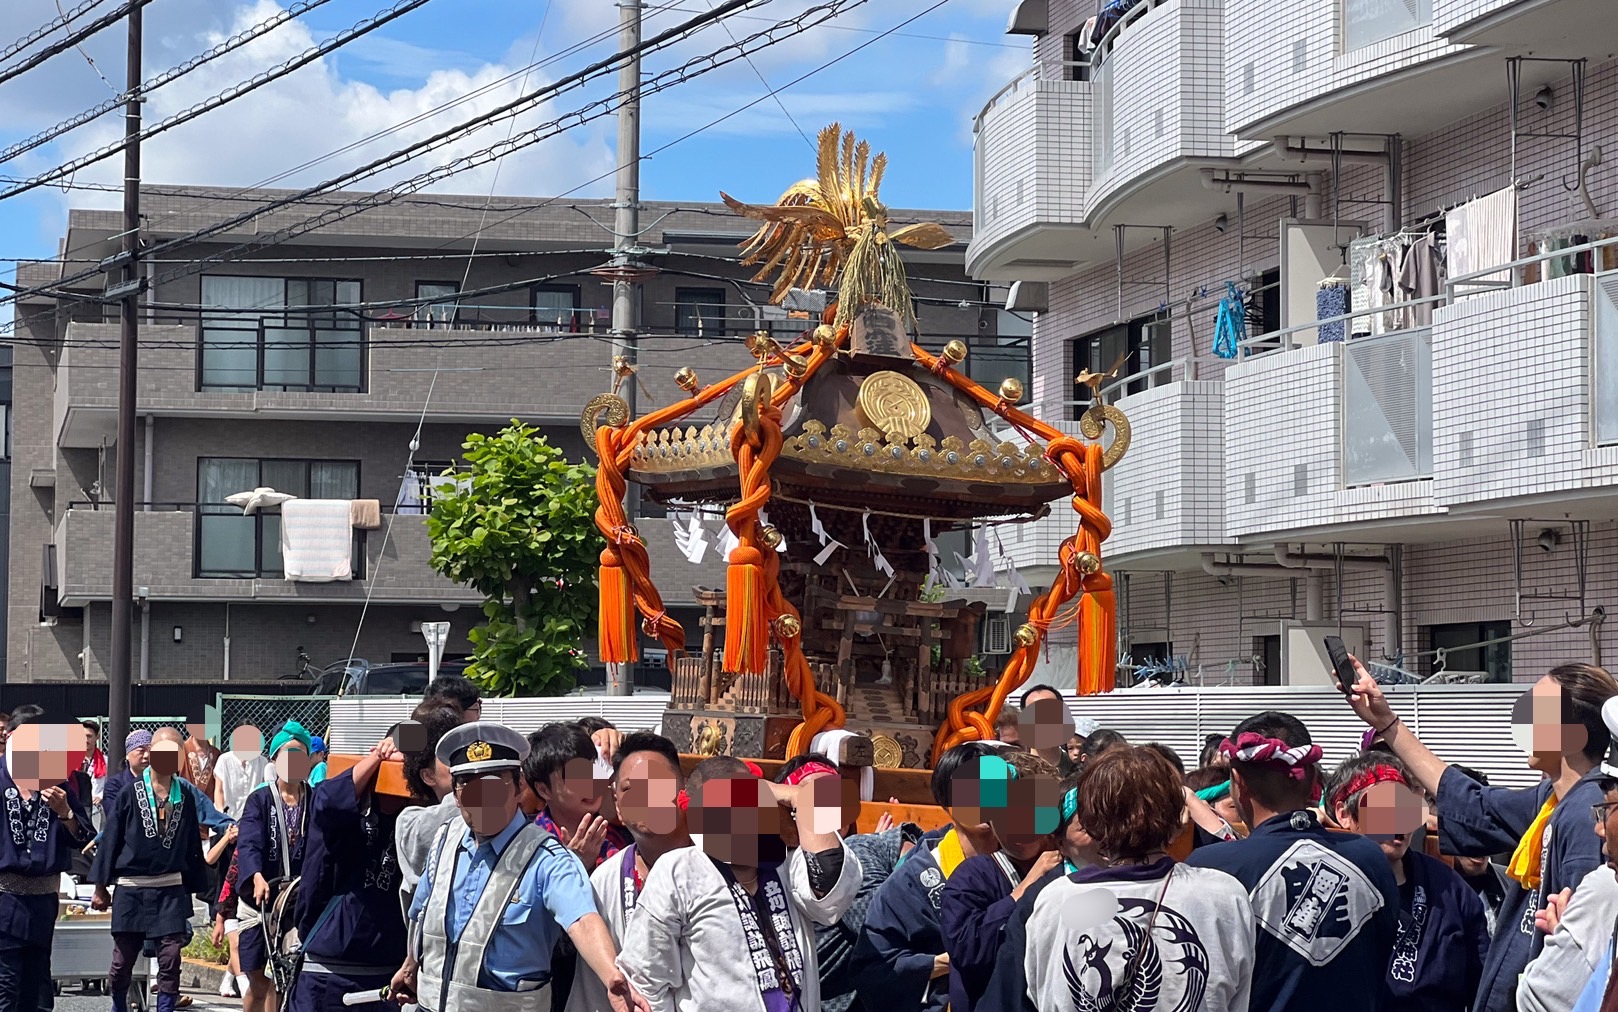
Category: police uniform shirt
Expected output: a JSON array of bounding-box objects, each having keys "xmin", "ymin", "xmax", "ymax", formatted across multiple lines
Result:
[
  {"xmin": 1184, "ymin": 809, "xmax": 1400, "ymax": 1012},
  {"xmin": 409, "ymin": 810, "xmax": 598, "ymax": 992}
]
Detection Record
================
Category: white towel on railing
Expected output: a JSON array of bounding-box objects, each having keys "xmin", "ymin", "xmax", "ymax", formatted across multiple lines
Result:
[
  {"xmin": 1447, "ymin": 186, "xmax": 1517, "ymax": 296},
  {"xmin": 280, "ymin": 499, "xmax": 354, "ymax": 582}
]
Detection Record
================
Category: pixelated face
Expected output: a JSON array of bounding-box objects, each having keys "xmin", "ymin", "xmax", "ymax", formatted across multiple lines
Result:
[
  {"xmin": 185, "ymin": 723, "xmax": 209, "ymax": 746},
  {"xmin": 1343, "ymin": 780, "xmax": 1425, "ymax": 863},
  {"xmin": 692, "ymin": 777, "xmax": 784, "ymax": 866},
  {"xmin": 1511, "ymin": 677, "xmax": 1587, "ymax": 770},
  {"xmin": 6, "ymin": 724, "xmax": 88, "ymax": 793},
  {"xmin": 615, "ymin": 752, "xmax": 683, "ymax": 838},
  {"xmin": 545, "ymin": 757, "xmax": 605, "ymax": 819},
  {"xmin": 393, "ymin": 720, "xmax": 427, "ymax": 754},
  {"xmin": 456, "ymin": 771, "xmax": 519, "ymax": 836},
  {"xmin": 149, "ymin": 739, "xmax": 182, "ymax": 777},
  {"xmin": 1019, "ymin": 698, "xmax": 1077, "ymax": 751},
  {"xmin": 989, "ymin": 768, "xmax": 1063, "ymax": 858},
  {"xmin": 275, "ymin": 745, "xmax": 310, "ymax": 784},
  {"xmin": 231, "ymin": 725, "xmax": 264, "ymax": 760}
]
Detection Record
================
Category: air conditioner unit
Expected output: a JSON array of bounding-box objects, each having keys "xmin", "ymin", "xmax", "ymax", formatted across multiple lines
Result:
[{"xmin": 983, "ymin": 614, "xmax": 1012, "ymax": 655}]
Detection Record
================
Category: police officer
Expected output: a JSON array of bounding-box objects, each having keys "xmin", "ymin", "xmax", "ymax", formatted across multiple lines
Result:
[{"xmin": 391, "ymin": 722, "xmax": 648, "ymax": 1012}]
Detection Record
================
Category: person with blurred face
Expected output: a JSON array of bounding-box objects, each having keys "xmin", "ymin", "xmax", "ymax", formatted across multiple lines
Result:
[
  {"xmin": 90, "ymin": 724, "xmax": 207, "ymax": 1012},
  {"xmin": 0, "ymin": 719, "xmax": 94, "ymax": 1012},
  {"xmin": 393, "ymin": 705, "xmax": 465, "ymax": 918},
  {"xmin": 235, "ymin": 721, "xmax": 315, "ymax": 1012},
  {"xmin": 392, "ymin": 722, "xmax": 645, "ymax": 1012},
  {"xmin": 617, "ymin": 755, "xmax": 861, "ymax": 1012},
  {"xmin": 212, "ymin": 725, "xmax": 271, "ymax": 821},
  {"xmin": 566, "ymin": 732, "xmax": 692, "ymax": 1012},
  {"xmin": 939, "ymin": 752, "xmax": 1063, "ymax": 1011},
  {"xmin": 1327, "ymin": 752, "xmax": 1487, "ymax": 1012},
  {"xmin": 1348, "ymin": 657, "xmax": 1618, "ymax": 1012},
  {"xmin": 526, "ymin": 722, "xmax": 629, "ymax": 873},
  {"xmin": 99, "ymin": 729, "xmax": 152, "ymax": 829}
]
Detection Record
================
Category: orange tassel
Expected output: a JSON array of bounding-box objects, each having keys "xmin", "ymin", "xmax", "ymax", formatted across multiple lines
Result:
[
  {"xmin": 1078, "ymin": 579, "xmax": 1116, "ymax": 694},
  {"xmin": 724, "ymin": 545, "xmax": 769, "ymax": 675},
  {"xmin": 598, "ymin": 548, "xmax": 637, "ymax": 664}
]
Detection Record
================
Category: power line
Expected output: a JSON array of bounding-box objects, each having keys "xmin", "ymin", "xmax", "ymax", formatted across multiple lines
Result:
[
  {"xmin": 0, "ymin": 0, "xmax": 436, "ymax": 201},
  {"xmin": 0, "ymin": 0, "xmax": 112, "ymax": 67},
  {"xmin": 0, "ymin": 0, "xmax": 344, "ymax": 167},
  {"xmin": 0, "ymin": 0, "xmax": 146, "ymax": 89}
]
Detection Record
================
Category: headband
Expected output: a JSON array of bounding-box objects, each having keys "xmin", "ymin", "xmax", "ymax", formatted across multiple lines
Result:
[
  {"xmin": 676, "ymin": 789, "xmax": 690, "ymax": 812},
  {"xmin": 743, "ymin": 760, "xmax": 765, "ymax": 778},
  {"xmin": 125, "ymin": 730, "xmax": 153, "ymax": 752},
  {"xmin": 1060, "ymin": 786, "xmax": 1078, "ymax": 824},
  {"xmin": 1329, "ymin": 764, "xmax": 1407, "ymax": 811},
  {"xmin": 1194, "ymin": 780, "xmax": 1232, "ymax": 803},
  {"xmin": 1220, "ymin": 733, "xmax": 1322, "ymax": 781},
  {"xmin": 783, "ymin": 761, "xmax": 839, "ymax": 787}
]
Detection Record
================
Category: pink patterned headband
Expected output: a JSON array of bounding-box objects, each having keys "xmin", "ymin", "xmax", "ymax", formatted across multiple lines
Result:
[{"xmin": 1220, "ymin": 732, "xmax": 1323, "ymax": 781}]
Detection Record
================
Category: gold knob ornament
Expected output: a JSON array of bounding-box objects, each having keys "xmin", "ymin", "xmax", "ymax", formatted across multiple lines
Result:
[
  {"xmin": 1013, "ymin": 623, "xmax": 1039, "ymax": 648},
  {"xmin": 998, "ymin": 377, "xmax": 1024, "ymax": 404},
  {"xmin": 759, "ymin": 525, "xmax": 784, "ymax": 550},
  {"xmin": 941, "ymin": 340, "xmax": 968, "ymax": 365},
  {"xmin": 1076, "ymin": 551, "xmax": 1102, "ymax": 575},
  {"xmin": 774, "ymin": 614, "xmax": 802, "ymax": 639},
  {"xmin": 674, "ymin": 367, "xmax": 700, "ymax": 393}
]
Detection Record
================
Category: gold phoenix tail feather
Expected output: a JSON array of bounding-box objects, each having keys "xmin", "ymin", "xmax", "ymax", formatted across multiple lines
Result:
[{"xmin": 720, "ymin": 123, "xmax": 953, "ymax": 333}]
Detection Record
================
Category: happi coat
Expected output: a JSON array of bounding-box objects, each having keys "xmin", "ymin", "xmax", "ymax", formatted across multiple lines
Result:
[
  {"xmin": 1185, "ymin": 810, "xmax": 1399, "ymax": 1012},
  {"xmin": 1383, "ymin": 850, "xmax": 1488, "ymax": 1012},
  {"xmin": 851, "ymin": 826, "xmax": 953, "ymax": 1012},
  {"xmin": 0, "ymin": 760, "xmax": 94, "ymax": 950},
  {"xmin": 984, "ymin": 859, "xmax": 1255, "ymax": 1012},
  {"xmin": 89, "ymin": 772, "xmax": 208, "ymax": 939},
  {"xmin": 616, "ymin": 842, "xmax": 862, "ymax": 1012},
  {"xmin": 1436, "ymin": 765, "xmax": 1608, "ymax": 1012},
  {"xmin": 288, "ymin": 771, "xmax": 404, "ymax": 1012},
  {"xmin": 567, "ymin": 842, "xmax": 667, "ymax": 1012}
]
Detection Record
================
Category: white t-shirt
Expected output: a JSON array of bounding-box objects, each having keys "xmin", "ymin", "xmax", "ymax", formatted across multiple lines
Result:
[{"xmin": 213, "ymin": 752, "xmax": 270, "ymax": 819}]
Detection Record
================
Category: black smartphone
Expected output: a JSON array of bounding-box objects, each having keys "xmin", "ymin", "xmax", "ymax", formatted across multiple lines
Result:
[{"xmin": 1323, "ymin": 635, "xmax": 1356, "ymax": 695}]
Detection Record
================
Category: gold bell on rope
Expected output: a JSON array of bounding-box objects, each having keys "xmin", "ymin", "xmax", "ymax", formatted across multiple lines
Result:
[
  {"xmin": 998, "ymin": 377, "xmax": 1024, "ymax": 404},
  {"xmin": 759, "ymin": 525, "xmax": 784, "ymax": 550},
  {"xmin": 774, "ymin": 614, "xmax": 802, "ymax": 639},
  {"xmin": 674, "ymin": 367, "xmax": 700, "ymax": 393},
  {"xmin": 1013, "ymin": 623, "xmax": 1039, "ymax": 648},
  {"xmin": 1076, "ymin": 551, "xmax": 1102, "ymax": 575},
  {"xmin": 814, "ymin": 324, "xmax": 838, "ymax": 349},
  {"xmin": 941, "ymin": 340, "xmax": 968, "ymax": 366}
]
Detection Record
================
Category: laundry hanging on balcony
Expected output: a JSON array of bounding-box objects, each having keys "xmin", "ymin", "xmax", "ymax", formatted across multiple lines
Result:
[
  {"xmin": 280, "ymin": 499, "xmax": 355, "ymax": 582},
  {"xmin": 1316, "ymin": 279, "xmax": 1350, "ymax": 343},
  {"xmin": 1212, "ymin": 282, "xmax": 1246, "ymax": 359},
  {"xmin": 225, "ymin": 486, "xmax": 295, "ymax": 515}
]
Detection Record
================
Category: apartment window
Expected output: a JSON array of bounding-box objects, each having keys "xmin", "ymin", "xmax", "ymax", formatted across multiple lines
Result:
[
  {"xmin": 1062, "ymin": 31, "xmax": 1091, "ymax": 81},
  {"xmin": 674, "ymin": 287, "xmax": 727, "ymax": 336},
  {"xmin": 1343, "ymin": 0, "xmax": 1432, "ymax": 52},
  {"xmin": 531, "ymin": 285, "xmax": 581, "ymax": 331},
  {"xmin": 197, "ymin": 458, "xmax": 362, "ymax": 578},
  {"xmin": 199, "ymin": 276, "xmax": 364, "ymax": 392},
  {"xmin": 1425, "ymin": 620, "xmax": 1511, "ymax": 682},
  {"xmin": 415, "ymin": 282, "xmax": 460, "ymax": 327},
  {"xmin": 966, "ymin": 289, "xmax": 1033, "ymax": 395},
  {"xmin": 397, "ymin": 459, "xmax": 459, "ymax": 513},
  {"xmin": 1067, "ymin": 315, "xmax": 1172, "ymax": 419}
]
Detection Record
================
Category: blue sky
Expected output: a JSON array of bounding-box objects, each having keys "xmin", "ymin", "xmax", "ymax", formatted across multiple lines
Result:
[{"xmin": 0, "ymin": 0, "xmax": 1032, "ymax": 290}]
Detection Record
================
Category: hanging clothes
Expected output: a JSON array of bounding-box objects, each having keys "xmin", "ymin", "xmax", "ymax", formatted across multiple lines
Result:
[
  {"xmin": 1317, "ymin": 281, "xmax": 1350, "ymax": 343},
  {"xmin": 1213, "ymin": 282, "xmax": 1246, "ymax": 359},
  {"xmin": 1396, "ymin": 233, "xmax": 1446, "ymax": 329},
  {"xmin": 1446, "ymin": 187, "xmax": 1516, "ymax": 296}
]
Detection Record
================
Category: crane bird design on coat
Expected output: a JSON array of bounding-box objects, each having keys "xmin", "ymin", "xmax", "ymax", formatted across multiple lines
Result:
[{"xmin": 1060, "ymin": 898, "xmax": 1210, "ymax": 1012}]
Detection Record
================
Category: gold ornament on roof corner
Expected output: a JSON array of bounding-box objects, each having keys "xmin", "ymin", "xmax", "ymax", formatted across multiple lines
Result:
[
  {"xmin": 674, "ymin": 367, "xmax": 700, "ymax": 393},
  {"xmin": 720, "ymin": 123, "xmax": 954, "ymax": 333},
  {"xmin": 580, "ymin": 392, "xmax": 630, "ymax": 445},
  {"xmin": 465, "ymin": 741, "xmax": 493, "ymax": 763},
  {"xmin": 1075, "ymin": 354, "xmax": 1132, "ymax": 470}
]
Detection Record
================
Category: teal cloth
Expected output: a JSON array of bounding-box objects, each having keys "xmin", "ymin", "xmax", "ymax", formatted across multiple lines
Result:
[
  {"xmin": 140, "ymin": 766, "xmax": 181, "ymax": 822},
  {"xmin": 1194, "ymin": 780, "xmax": 1232, "ymax": 803},
  {"xmin": 309, "ymin": 761, "xmax": 328, "ymax": 786},
  {"xmin": 269, "ymin": 720, "xmax": 313, "ymax": 758}
]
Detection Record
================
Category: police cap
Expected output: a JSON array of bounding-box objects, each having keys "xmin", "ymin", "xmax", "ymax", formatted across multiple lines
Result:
[{"xmin": 437, "ymin": 721, "xmax": 529, "ymax": 777}]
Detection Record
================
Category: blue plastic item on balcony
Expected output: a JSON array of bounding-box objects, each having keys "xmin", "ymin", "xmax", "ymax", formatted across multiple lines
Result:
[
  {"xmin": 1316, "ymin": 282, "xmax": 1349, "ymax": 343},
  {"xmin": 1212, "ymin": 282, "xmax": 1246, "ymax": 359}
]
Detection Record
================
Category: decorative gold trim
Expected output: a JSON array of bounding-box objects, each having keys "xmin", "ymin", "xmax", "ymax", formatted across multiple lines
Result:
[
  {"xmin": 1081, "ymin": 403, "xmax": 1132, "ymax": 470},
  {"xmin": 465, "ymin": 741, "xmax": 493, "ymax": 762},
  {"xmin": 856, "ymin": 371, "xmax": 931, "ymax": 440},
  {"xmin": 581, "ymin": 393, "xmax": 630, "ymax": 445},
  {"xmin": 871, "ymin": 734, "xmax": 903, "ymax": 769},
  {"xmin": 783, "ymin": 420, "xmax": 1058, "ymax": 483}
]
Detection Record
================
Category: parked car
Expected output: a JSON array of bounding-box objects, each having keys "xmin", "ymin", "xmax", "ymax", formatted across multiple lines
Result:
[{"xmin": 311, "ymin": 658, "xmax": 471, "ymax": 697}]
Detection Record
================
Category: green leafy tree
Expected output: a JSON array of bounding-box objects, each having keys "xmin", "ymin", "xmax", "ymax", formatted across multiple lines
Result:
[{"xmin": 427, "ymin": 422, "xmax": 603, "ymax": 696}]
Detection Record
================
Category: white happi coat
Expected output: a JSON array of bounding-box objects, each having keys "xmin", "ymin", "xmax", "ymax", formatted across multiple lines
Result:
[
  {"xmin": 616, "ymin": 843, "xmax": 862, "ymax": 1012},
  {"xmin": 566, "ymin": 844, "xmax": 684, "ymax": 1012}
]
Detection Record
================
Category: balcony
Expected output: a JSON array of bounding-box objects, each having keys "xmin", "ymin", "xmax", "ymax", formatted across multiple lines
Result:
[
  {"xmin": 1100, "ymin": 374, "xmax": 1232, "ymax": 562},
  {"xmin": 55, "ymin": 321, "xmax": 757, "ymax": 447},
  {"xmin": 1225, "ymin": 331, "xmax": 1439, "ymax": 539},
  {"xmin": 966, "ymin": 67, "xmax": 1092, "ymax": 281},
  {"xmin": 1434, "ymin": 0, "xmax": 1613, "ymax": 53},
  {"xmin": 53, "ymin": 507, "xmax": 480, "ymax": 606},
  {"xmin": 1434, "ymin": 270, "xmax": 1618, "ymax": 507},
  {"xmin": 1223, "ymin": 0, "xmax": 1489, "ymax": 139},
  {"xmin": 1085, "ymin": 0, "xmax": 1238, "ymax": 228}
]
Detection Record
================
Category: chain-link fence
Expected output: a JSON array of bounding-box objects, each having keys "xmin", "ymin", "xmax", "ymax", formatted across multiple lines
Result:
[
  {"xmin": 85, "ymin": 716, "xmax": 188, "ymax": 759},
  {"xmin": 217, "ymin": 694, "xmax": 335, "ymax": 746}
]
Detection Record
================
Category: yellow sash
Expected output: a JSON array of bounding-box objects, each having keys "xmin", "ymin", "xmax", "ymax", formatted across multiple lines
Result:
[
  {"xmin": 1506, "ymin": 794, "xmax": 1558, "ymax": 891},
  {"xmin": 936, "ymin": 828, "xmax": 967, "ymax": 879}
]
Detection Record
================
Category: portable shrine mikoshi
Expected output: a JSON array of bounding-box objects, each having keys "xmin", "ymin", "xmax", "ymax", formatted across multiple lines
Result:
[{"xmin": 586, "ymin": 123, "xmax": 1130, "ymax": 800}]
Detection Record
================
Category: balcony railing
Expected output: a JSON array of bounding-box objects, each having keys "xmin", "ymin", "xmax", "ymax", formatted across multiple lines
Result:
[{"xmin": 1343, "ymin": 328, "xmax": 1433, "ymax": 485}]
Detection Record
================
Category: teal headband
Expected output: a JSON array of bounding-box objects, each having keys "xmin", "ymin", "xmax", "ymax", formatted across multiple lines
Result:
[
  {"xmin": 1194, "ymin": 780, "xmax": 1232, "ymax": 803},
  {"xmin": 1060, "ymin": 786, "xmax": 1078, "ymax": 823},
  {"xmin": 269, "ymin": 720, "xmax": 313, "ymax": 758}
]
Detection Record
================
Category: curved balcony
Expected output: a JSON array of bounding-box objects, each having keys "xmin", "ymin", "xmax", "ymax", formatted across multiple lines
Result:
[
  {"xmin": 1435, "ymin": 0, "xmax": 1613, "ymax": 53},
  {"xmin": 1223, "ymin": 0, "xmax": 1489, "ymax": 139},
  {"xmin": 966, "ymin": 67, "xmax": 1092, "ymax": 281},
  {"xmin": 1084, "ymin": 0, "xmax": 1240, "ymax": 230}
]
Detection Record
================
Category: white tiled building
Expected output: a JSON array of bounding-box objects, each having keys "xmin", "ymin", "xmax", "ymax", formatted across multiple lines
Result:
[{"xmin": 975, "ymin": 0, "xmax": 1618, "ymax": 686}]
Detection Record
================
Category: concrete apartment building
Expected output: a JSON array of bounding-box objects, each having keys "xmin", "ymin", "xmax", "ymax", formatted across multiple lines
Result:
[
  {"xmin": 977, "ymin": 0, "xmax": 1618, "ymax": 685},
  {"xmin": 7, "ymin": 188, "xmax": 1009, "ymax": 684}
]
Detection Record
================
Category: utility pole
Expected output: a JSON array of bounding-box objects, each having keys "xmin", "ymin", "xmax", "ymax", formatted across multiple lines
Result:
[
  {"xmin": 608, "ymin": 0, "xmax": 642, "ymax": 697},
  {"xmin": 108, "ymin": 2, "xmax": 144, "ymax": 750}
]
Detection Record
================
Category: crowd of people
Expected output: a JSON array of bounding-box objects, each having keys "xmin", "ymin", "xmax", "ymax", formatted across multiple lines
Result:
[{"xmin": 5, "ymin": 656, "xmax": 1618, "ymax": 1011}]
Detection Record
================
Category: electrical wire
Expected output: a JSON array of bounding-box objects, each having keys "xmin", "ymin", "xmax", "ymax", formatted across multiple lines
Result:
[
  {"xmin": 0, "ymin": 0, "xmax": 138, "ymax": 87},
  {"xmin": 700, "ymin": 0, "xmax": 813, "ymax": 150},
  {"xmin": 0, "ymin": 0, "xmax": 436, "ymax": 201},
  {"xmin": 0, "ymin": 0, "xmax": 113, "ymax": 66},
  {"xmin": 0, "ymin": 0, "xmax": 345, "ymax": 167}
]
